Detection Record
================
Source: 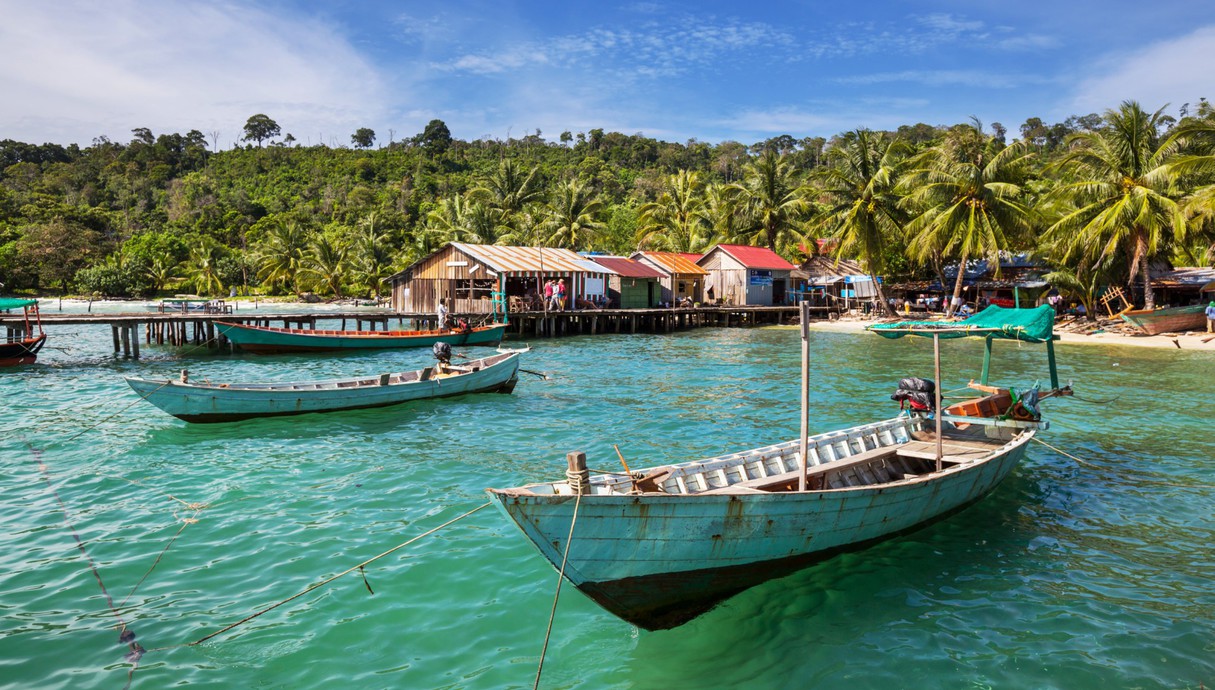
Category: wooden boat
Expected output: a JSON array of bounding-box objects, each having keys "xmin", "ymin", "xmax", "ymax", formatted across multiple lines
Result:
[
  {"xmin": 125, "ymin": 351, "xmax": 520, "ymax": 423},
  {"xmin": 0, "ymin": 298, "xmax": 47, "ymax": 366},
  {"xmin": 1119, "ymin": 304, "xmax": 1207, "ymax": 335},
  {"xmin": 488, "ymin": 305, "xmax": 1070, "ymax": 630},
  {"xmin": 216, "ymin": 321, "xmax": 507, "ymax": 354}
]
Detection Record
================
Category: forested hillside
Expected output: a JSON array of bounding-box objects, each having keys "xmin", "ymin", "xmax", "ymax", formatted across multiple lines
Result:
[{"xmin": 2, "ymin": 101, "xmax": 1214, "ymax": 313}]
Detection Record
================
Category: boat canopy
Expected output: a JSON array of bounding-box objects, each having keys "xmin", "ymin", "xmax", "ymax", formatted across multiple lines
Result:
[
  {"xmin": 869, "ymin": 305, "xmax": 1055, "ymax": 343},
  {"xmin": 0, "ymin": 298, "xmax": 37, "ymax": 310}
]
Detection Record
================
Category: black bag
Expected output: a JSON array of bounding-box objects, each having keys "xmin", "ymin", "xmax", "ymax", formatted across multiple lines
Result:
[
  {"xmin": 432, "ymin": 341, "xmax": 452, "ymax": 363},
  {"xmin": 897, "ymin": 377, "xmax": 935, "ymax": 394}
]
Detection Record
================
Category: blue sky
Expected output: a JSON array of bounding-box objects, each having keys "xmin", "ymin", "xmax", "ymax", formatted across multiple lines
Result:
[{"xmin": 2, "ymin": 0, "xmax": 1214, "ymax": 148}]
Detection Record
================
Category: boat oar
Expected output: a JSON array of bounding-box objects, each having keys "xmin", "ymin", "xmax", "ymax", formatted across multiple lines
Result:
[
  {"xmin": 452, "ymin": 352, "xmax": 549, "ymax": 380},
  {"xmin": 613, "ymin": 444, "xmax": 639, "ymax": 494}
]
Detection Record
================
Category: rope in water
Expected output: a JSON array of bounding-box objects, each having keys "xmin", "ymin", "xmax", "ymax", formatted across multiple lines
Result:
[
  {"xmin": 151, "ymin": 501, "xmax": 492, "ymax": 650},
  {"xmin": 534, "ymin": 475, "xmax": 584, "ymax": 690},
  {"xmin": 1032, "ymin": 435, "xmax": 1215, "ymax": 490}
]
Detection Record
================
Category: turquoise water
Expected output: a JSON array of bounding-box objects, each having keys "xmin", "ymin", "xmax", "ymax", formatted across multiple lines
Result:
[{"xmin": 2, "ymin": 312, "xmax": 1214, "ymax": 689}]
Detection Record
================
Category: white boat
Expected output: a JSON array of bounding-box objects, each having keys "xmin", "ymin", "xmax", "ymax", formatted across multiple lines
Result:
[
  {"xmin": 488, "ymin": 305, "xmax": 1069, "ymax": 630},
  {"xmin": 126, "ymin": 351, "xmax": 520, "ymax": 423}
]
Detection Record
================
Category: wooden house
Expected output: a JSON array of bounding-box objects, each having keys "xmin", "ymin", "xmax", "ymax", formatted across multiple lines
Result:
[
  {"xmin": 631, "ymin": 252, "xmax": 708, "ymax": 305},
  {"xmin": 585, "ymin": 256, "xmax": 664, "ymax": 308},
  {"xmin": 697, "ymin": 244, "xmax": 796, "ymax": 306},
  {"xmin": 387, "ymin": 243, "xmax": 613, "ymax": 314},
  {"xmin": 790, "ymin": 256, "xmax": 876, "ymax": 307}
]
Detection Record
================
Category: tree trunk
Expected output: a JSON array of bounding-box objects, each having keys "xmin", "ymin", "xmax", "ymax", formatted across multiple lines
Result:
[
  {"xmin": 1140, "ymin": 251, "xmax": 1155, "ymax": 310},
  {"xmin": 945, "ymin": 254, "xmax": 967, "ymax": 318},
  {"xmin": 871, "ymin": 272, "xmax": 895, "ymax": 317}
]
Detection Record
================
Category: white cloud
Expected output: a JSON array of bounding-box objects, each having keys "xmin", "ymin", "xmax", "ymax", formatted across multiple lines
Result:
[
  {"xmin": 0, "ymin": 1, "xmax": 387, "ymax": 146},
  {"xmin": 1069, "ymin": 25, "xmax": 1215, "ymax": 114}
]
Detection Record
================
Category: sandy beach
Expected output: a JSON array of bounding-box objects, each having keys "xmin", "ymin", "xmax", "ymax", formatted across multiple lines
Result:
[{"xmin": 807, "ymin": 316, "xmax": 1215, "ymax": 351}]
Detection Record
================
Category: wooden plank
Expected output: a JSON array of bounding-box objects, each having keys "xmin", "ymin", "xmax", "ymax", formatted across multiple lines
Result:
[{"xmin": 701, "ymin": 444, "xmax": 896, "ymax": 493}]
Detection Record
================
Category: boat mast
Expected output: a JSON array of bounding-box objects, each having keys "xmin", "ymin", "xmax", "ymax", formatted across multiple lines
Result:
[
  {"xmin": 799, "ymin": 301, "xmax": 810, "ymax": 491},
  {"xmin": 933, "ymin": 333, "xmax": 943, "ymax": 472}
]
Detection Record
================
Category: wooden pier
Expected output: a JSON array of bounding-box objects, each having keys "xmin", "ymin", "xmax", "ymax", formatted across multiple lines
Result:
[{"xmin": 0, "ymin": 305, "xmax": 829, "ymax": 359}]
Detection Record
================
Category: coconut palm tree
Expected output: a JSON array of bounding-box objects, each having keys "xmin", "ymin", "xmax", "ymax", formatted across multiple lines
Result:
[
  {"xmin": 541, "ymin": 179, "xmax": 604, "ymax": 249},
  {"xmin": 704, "ymin": 182, "xmax": 742, "ymax": 244},
  {"xmin": 814, "ymin": 129, "xmax": 910, "ymax": 316},
  {"xmin": 184, "ymin": 239, "xmax": 225, "ymax": 296},
  {"xmin": 425, "ymin": 194, "xmax": 501, "ymax": 245},
  {"xmin": 350, "ymin": 214, "xmax": 395, "ymax": 299},
  {"xmin": 902, "ymin": 121, "xmax": 1036, "ymax": 316},
  {"xmin": 304, "ymin": 235, "xmax": 349, "ymax": 298},
  {"xmin": 144, "ymin": 254, "xmax": 181, "ymax": 294},
  {"xmin": 735, "ymin": 149, "xmax": 811, "ymax": 252},
  {"xmin": 471, "ymin": 158, "xmax": 546, "ymax": 226},
  {"xmin": 636, "ymin": 170, "xmax": 711, "ymax": 252},
  {"xmin": 256, "ymin": 220, "xmax": 309, "ymax": 296},
  {"xmin": 1043, "ymin": 101, "xmax": 1191, "ymax": 309}
]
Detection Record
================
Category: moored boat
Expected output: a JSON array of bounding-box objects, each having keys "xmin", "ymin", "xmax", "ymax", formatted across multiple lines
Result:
[
  {"xmin": 125, "ymin": 350, "xmax": 520, "ymax": 423},
  {"xmin": 216, "ymin": 321, "xmax": 507, "ymax": 354},
  {"xmin": 0, "ymin": 298, "xmax": 47, "ymax": 366},
  {"xmin": 488, "ymin": 305, "xmax": 1070, "ymax": 630},
  {"xmin": 1119, "ymin": 304, "xmax": 1207, "ymax": 335}
]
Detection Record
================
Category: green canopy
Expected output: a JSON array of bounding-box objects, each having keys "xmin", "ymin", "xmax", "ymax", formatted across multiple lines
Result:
[
  {"xmin": 0, "ymin": 298, "xmax": 37, "ymax": 311},
  {"xmin": 868, "ymin": 305, "xmax": 1055, "ymax": 343}
]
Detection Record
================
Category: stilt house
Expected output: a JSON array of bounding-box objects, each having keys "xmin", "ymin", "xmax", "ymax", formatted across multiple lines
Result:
[
  {"xmin": 630, "ymin": 251, "xmax": 708, "ymax": 305},
  {"xmin": 697, "ymin": 244, "xmax": 795, "ymax": 306},
  {"xmin": 585, "ymin": 256, "xmax": 664, "ymax": 308}
]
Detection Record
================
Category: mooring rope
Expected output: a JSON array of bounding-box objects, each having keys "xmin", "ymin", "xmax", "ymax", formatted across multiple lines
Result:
[
  {"xmin": 58, "ymin": 379, "xmax": 173, "ymax": 445},
  {"xmin": 152, "ymin": 501, "xmax": 492, "ymax": 650},
  {"xmin": 534, "ymin": 486, "xmax": 583, "ymax": 690},
  {"xmin": 1031, "ymin": 436, "xmax": 1215, "ymax": 490}
]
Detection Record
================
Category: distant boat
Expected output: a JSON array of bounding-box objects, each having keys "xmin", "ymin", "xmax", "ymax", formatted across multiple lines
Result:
[
  {"xmin": 488, "ymin": 305, "xmax": 1070, "ymax": 630},
  {"xmin": 0, "ymin": 298, "xmax": 46, "ymax": 366},
  {"xmin": 216, "ymin": 321, "xmax": 507, "ymax": 354},
  {"xmin": 1119, "ymin": 304, "xmax": 1207, "ymax": 335},
  {"xmin": 125, "ymin": 351, "xmax": 520, "ymax": 423}
]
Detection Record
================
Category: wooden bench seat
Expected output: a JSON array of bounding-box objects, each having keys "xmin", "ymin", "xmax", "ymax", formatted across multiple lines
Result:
[{"xmin": 701, "ymin": 445, "xmax": 897, "ymax": 494}]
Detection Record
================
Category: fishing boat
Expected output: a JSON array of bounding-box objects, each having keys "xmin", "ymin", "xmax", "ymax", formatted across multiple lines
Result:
[
  {"xmin": 0, "ymin": 298, "xmax": 47, "ymax": 366},
  {"xmin": 216, "ymin": 321, "xmax": 507, "ymax": 354},
  {"xmin": 125, "ymin": 351, "xmax": 520, "ymax": 423},
  {"xmin": 1119, "ymin": 304, "xmax": 1207, "ymax": 335},
  {"xmin": 488, "ymin": 305, "xmax": 1070, "ymax": 630}
]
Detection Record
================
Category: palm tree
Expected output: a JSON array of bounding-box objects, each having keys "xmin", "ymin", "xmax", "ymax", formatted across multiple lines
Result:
[
  {"xmin": 704, "ymin": 182, "xmax": 742, "ymax": 244},
  {"xmin": 1044, "ymin": 101, "xmax": 1191, "ymax": 309},
  {"xmin": 144, "ymin": 254, "xmax": 181, "ymax": 294},
  {"xmin": 184, "ymin": 239, "xmax": 225, "ymax": 296},
  {"xmin": 256, "ymin": 220, "xmax": 309, "ymax": 296},
  {"xmin": 636, "ymin": 170, "xmax": 711, "ymax": 252},
  {"xmin": 735, "ymin": 149, "xmax": 811, "ymax": 252},
  {"xmin": 349, "ymin": 214, "xmax": 394, "ymax": 299},
  {"xmin": 425, "ymin": 195, "xmax": 501, "ymax": 245},
  {"xmin": 471, "ymin": 158, "xmax": 546, "ymax": 223},
  {"xmin": 304, "ymin": 235, "xmax": 349, "ymax": 298},
  {"xmin": 541, "ymin": 179, "xmax": 605, "ymax": 249},
  {"xmin": 902, "ymin": 121, "xmax": 1036, "ymax": 316},
  {"xmin": 814, "ymin": 129, "xmax": 910, "ymax": 316}
]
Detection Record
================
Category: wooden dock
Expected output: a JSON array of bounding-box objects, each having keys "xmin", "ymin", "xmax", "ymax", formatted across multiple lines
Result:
[{"xmin": 0, "ymin": 305, "xmax": 829, "ymax": 359}]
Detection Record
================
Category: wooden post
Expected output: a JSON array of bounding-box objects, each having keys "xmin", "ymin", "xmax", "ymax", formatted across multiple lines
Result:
[
  {"xmin": 799, "ymin": 302, "xmax": 811, "ymax": 492},
  {"xmin": 933, "ymin": 333, "xmax": 943, "ymax": 472},
  {"xmin": 131, "ymin": 325, "xmax": 140, "ymax": 359},
  {"xmin": 111, "ymin": 325, "xmax": 120, "ymax": 353},
  {"xmin": 566, "ymin": 451, "xmax": 590, "ymax": 495},
  {"xmin": 120, "ymin": 325, "xmax": 131, "ymax": 357}
]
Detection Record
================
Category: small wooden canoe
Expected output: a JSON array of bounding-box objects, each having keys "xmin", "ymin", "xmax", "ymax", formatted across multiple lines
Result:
[
  {"xmin": 216, "ymin": 321, "xmax": 507, "ymax": 353},
  {"xmin": 1119, "ymin": 305, "xmax": 1207, "ymax": 335},
  {"xmin": 126, "ymin": 351, "xmax": 520, "ymax": 423}
]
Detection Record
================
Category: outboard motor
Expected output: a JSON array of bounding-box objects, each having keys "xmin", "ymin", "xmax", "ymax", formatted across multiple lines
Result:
[
  {"xmin": 892, "ymin": 377, "xmax": 935, "ymax": 411},
  {"xmin": 432, "ymin": 341, "xmax": 452, "ymax": 364}
]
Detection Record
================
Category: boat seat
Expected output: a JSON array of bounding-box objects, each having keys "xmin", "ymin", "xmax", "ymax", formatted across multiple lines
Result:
[
  {"xmin": 701, "ymin": 445, "xmax": 897, "ymax": 494},
  {"xmin": 895, "ymin": 448, "xmax": 984, "ymax": 464}
]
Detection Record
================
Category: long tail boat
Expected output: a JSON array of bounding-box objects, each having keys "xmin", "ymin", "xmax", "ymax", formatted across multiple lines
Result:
[
  {"xmin": 216, "ymin": 321, "xmax": 507, "ymax": 354},
  {"xmin": 0, "ymin": 298, "xmax": 47, "ymax": 366},
  {"xmin": 1119, "ymin": 304, "xmax": 1207, "ymax": 335},
  {"xmin": 125, "ymin": 351, "xmax": 520, "ymax": 423},
  {"xmin": 487, "ymin": 305, "xmax": 1070, "ymax": 630}
]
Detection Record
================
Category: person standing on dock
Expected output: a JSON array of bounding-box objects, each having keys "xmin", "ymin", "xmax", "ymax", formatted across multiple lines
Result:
[
  {"xmin": 1206, "ymin": 301, "xmax": 1215, "ymax": 333},
  {"xmin": 437, "ymin": 297, "xmax": 449, "ymax": 330},
  {"xmin": 544, "ymin": 280, "xmax": 554, "ymax": 312},
  {"xmin": 556, "ymin": 279, "xmax": 567, "ymax": 311}
]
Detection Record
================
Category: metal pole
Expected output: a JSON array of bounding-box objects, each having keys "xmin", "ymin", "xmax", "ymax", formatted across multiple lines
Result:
[
  {"xmin": 933, "ymin": 333, "xmax": 943, "ymax": 472},
  {"xmin": 799, "ymin": 301, "xmax": 810, "ymax": 491}
]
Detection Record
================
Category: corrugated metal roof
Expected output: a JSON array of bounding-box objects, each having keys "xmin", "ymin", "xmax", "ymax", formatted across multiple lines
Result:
[
  {"xmin": 634, "ymin": 251, "xmax": 708, "ymax": 275},
  {"xmin": 452, "ymin": 243, "xmax": 606, "ymax": 275},
  {"xmin": 677, "ymin": 252, "xmax": 703, "ymax": 265},
  {"xmin": 572, "ymin": 258, "xmax": 618, "ymax": 275},
  {"xmin": 586, "ymin": 256, "xmax": 664, "ymax": 279},
  {"xmin": 712, "ymin": 244, "xmax": 796, "ymax": 270},
  {"xmin": 1151, "ymin": 266, "xmax": 1215, "ymax": 287}
]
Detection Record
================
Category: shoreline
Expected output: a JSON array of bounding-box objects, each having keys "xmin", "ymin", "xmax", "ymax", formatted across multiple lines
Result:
[{"xmin": 805, "ymin": 317, "xmax": 1215, "ymax": 351}]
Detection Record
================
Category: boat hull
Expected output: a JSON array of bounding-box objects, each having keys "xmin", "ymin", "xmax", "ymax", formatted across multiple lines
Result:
[
  {"xmin": 1119, "ymin": 305, "xmax": 1207, "ymax": 335},
  {"xmin": 126, "ymin": 352, "xmax": 519, "ymax": 422},
  {"xmin": 0, "ymin": 334, "xmax": 46, "ymax": 366},
  {"xmin": 216, "ymin": 322, "xmax": 507, "ymax": 353},
  {"xmin": 489, "ymin": 430, "xmax": 1030, "ymax": 630}
]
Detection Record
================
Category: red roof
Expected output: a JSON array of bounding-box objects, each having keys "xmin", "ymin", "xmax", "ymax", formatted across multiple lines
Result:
[
  {"xmin": 710, "ymin": 244, "xmax": 796, "ymax": 270},
  {"xmin": 677, "ymin": 252, "xmax": 703, "ymax": 265},
  {"xmin": 587, "ymin": 256, "xmax": 665, "ymax": 279}
]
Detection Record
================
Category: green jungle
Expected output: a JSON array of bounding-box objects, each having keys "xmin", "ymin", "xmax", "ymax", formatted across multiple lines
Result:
[{"xmin": 3, "ymin": 99, "xmax": 1215, "ymax": 314}]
